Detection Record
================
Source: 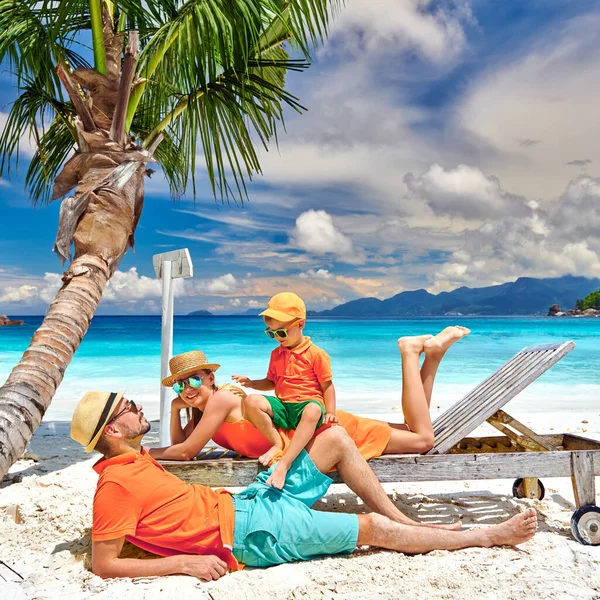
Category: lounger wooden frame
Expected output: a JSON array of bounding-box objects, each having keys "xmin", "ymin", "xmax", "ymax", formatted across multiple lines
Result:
[{"xmin": 161, "ymin": 341, "xmax": 600, "ymax": 545}]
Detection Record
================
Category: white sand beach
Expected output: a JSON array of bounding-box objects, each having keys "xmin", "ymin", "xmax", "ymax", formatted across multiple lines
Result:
[{"xmin": 1, "ymin": 412, "xmax": 599, "ymax": 600}]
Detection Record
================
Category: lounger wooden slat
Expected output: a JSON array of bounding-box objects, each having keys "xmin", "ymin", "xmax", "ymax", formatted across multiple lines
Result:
[
  {"xmin": 428, "ymin": 341, "xmax": 576, "ymax": 454},
  {"xmin": 432, "ymin": 347, "xmax": 557, "ymax": 435}
]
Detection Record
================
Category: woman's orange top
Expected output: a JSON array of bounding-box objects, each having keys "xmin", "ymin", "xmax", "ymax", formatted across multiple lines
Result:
[{"xmin": 212, "ymin": 419, "xmax": 273, "ymax": 459}]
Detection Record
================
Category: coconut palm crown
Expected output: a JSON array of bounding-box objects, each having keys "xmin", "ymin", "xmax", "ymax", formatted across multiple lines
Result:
[{"xmin": 0, "ymin": 0, "xmax": 340, "ymax": 478}]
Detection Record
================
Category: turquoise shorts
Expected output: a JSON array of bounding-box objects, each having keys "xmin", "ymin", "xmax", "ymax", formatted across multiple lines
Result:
[{"xmin": 232, "ymin": 450, "xmax": 359, "ymax": 567}]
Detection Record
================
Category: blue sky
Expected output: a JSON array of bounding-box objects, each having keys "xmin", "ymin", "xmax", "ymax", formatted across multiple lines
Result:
[{"xmin": 2, "ymin": 0, "xmax": 600, "ymax": 315}]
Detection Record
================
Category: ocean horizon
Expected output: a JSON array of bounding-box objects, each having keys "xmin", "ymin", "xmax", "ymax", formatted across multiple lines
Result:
[{"xmin": 1, "ymin": 315, "xmax": 599, "ymax": 422}]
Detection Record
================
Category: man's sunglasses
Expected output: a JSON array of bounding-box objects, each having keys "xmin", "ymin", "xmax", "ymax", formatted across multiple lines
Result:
[
  {"xmin": 108, "ymin": 399, "xmax": 138, "ymax": 424},
  {"xmin": 264, "ymin": 319, "xmax": 299, "ymax": 339},
  {"xmin": 173, "ymin": 375, "xmax": 202, "ymax": 395}
]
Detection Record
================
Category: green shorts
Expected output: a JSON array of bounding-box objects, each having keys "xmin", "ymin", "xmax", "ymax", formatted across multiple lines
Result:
[
  {"xmin": 232, "ymin": 450, "xmax": 359, "ymax": 568},
  {"xmin": 265, "ymin": 395, "xmax": 324, "ymax": 430}
]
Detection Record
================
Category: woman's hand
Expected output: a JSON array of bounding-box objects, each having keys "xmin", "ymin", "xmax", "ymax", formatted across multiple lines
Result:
[
  {"xmin": 171, "ymin": 397, "xmax": 189, "ymax": 410},
  {"xmin": 231, "ymin": 374, "xmax": 252, "ymax": 387}
]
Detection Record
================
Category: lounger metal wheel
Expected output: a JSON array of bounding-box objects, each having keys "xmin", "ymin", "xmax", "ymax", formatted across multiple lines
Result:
[
  {"xmin": 512, "ymin": 478, "xmax": 545, "ymax": 500},
  {"xmin": 570, "ymin": 505, "xmax": 600, "ymax": 546}
]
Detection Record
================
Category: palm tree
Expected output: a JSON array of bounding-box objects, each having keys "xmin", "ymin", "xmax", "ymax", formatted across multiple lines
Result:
[{"xmin": 0, "ymin": 0, "xmax": 340, "ymax": 478}]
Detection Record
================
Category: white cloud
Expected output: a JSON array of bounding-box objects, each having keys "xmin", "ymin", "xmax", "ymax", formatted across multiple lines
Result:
[
  {"xmin": 0, "ymin": 284, "xmax": 39, "ymax": 304},
  {"xmin": 404, "ymin": 163, "xmax": 529, "ymax": 220},
  {"xmin": 290, "ymin": 210, "xmax": 365, "ymax": 264},
  {"xmin": 0, "ymin": 268, "xmax": 185, "ymax": 309},
  {"xmin": 0, "ymin": 273, "xmax": 61, "ymax": 305},
  {"xmin": 206, "ymin": 273, "xmax": 238, "ymax": 294},
  {"xmin": 102, "ymin": 267, "xmax": 185, "ymax": 303},
  {"xmin": 299, "ymin": 269, "xmax": 333, "ymax": 280},
  {"xmin": 329, "ymin": 0, "xmax": 473, "ymax": 65}
]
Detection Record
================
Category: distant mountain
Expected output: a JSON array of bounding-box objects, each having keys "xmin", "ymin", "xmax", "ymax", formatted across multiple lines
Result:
[
  {"xmin": 188, "ymin": 310, "xmax": 214, "ymax": 316},
  {"xmin": 317, "ymin": 276, "xmax": 600, "ymax": 316}
]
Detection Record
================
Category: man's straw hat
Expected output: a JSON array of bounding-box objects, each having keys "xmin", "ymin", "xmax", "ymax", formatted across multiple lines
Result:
[
  {"xmin": 70, "ymin": 390, "xmax": 125, "ymax": 452},
  {"xmin": 161, "ymin": 350, "xmax": 220, "ymax": 387}
]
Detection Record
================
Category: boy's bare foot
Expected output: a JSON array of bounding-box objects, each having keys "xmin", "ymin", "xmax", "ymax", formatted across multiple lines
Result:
[
  {"xmin": 266, "ymin": 461, "xmax": 289, "ymax": 489},
  {"xmin": 258, "ymin": 445, "xmax": 281, "ymax": 466},
  {"xmin": 483, "ymin": 508, "xmax": 537, "ymax": 547},
  {"xmin": 397, "ymin": 335, "xmax": 433, "ymax": 355},
  {"xmin": 423, "ymin": 326, "xmax": 470, "ymax": 359}
]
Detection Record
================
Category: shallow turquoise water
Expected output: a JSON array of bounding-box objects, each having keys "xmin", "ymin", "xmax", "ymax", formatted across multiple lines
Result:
[{"xmin": 1, "ymin": 316, "xmax": 599, "ymax": 419}]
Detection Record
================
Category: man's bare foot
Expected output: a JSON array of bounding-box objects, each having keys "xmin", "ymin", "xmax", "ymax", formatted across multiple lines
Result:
[
  {"xmin": 258, "ymin": 445, "xmax": 281, "ymax": 466},
  {"xmin": 265, "ymin": 461, "xmax": 289, "ymax": 489},
  {"xmin": 483, "ymin": 508, "xmax": 537, "ymax": 547},
  {"xmin": 423, "ymin": 326, "xmax": 470, "ymax": 359},
  {"xmin": 398, "ymin": 335, "xmax": 434, "ymax": 355}
]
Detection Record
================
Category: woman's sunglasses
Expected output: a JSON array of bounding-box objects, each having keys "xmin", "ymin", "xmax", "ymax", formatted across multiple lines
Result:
[
  {"xmin": 264, "ymin": 319, "xmax": 299, "ymax": 339},
  {"xmin": 173, "ymin": 375, "xmax": 202, "ymax": 395}
]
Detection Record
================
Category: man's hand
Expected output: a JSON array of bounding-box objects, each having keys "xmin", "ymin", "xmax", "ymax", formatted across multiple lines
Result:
[
  {"xmin": 231, "ymin": 374, "xmax": 251, "ymax": 387},
  {"xmin": 181, "ymin": 555, "xmax": 228, "ymax": 581},
  {"xmin": 323, "ymin": 412, "xmax": 338, "ymax": 425}
]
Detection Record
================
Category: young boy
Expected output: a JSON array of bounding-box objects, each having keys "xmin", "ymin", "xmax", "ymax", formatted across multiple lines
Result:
[{"xmin": 232, "ymin": 292, "xmax": 337, "ymax": 489}]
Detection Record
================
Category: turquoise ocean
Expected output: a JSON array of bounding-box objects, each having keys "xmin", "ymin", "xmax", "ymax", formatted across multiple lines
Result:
[{"xmin": 0, "ymin": 316, "xmax": 599, "ymax": 421}]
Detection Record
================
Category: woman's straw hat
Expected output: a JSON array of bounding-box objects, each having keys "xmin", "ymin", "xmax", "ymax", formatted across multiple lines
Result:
[
  {"xmin": 161, "ymin": 350, "xmax": 220, "ymax": 387},
  {"xmin": 70, "ymin": 390, "xmax": 125, "ymax": 452}
]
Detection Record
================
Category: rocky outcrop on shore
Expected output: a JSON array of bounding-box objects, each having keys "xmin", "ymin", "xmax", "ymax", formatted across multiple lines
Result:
[
  {"xmin": 0, "ymin": 314, "xmax": 24, "ymax": 326},
  {"xmin": 547, "ymin": 304, "xmax": 600, "ymax": 317}
]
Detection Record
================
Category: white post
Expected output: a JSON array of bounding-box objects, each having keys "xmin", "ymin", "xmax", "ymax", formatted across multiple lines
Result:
[
  {"xmin": 159, "ymin": 260, "xmax": 174, "ymax": 446},
  {"xmin": 153, "ymin": 249, "xmax": 193, "ymax": 446}
]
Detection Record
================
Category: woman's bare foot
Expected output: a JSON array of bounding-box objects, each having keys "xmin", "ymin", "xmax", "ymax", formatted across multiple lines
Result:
[
  {"xmin": 483, "ymin": 508, "xmax": 537, "ymax": 547},
  {"xmin": 266, "ymin": 461, "xmax": 289, "ymax": 489},
  {"xmin": 423, "ymin": 326, "xmax": 470, "ymax": 359},
  {"xmin": 398, "ymin": 335, "xmax": 434, "ymax": 355},
  {"xmin": 258, "ymin": 445, "xmax": 281, "ymax": 466}
]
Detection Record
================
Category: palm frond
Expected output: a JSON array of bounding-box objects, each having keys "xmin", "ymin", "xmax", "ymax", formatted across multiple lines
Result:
[
  {"xmin": 139, "ymin": 50, "xmax": 309, "ymax": 202},
  {"xmin": 0, "ymin": 0, "xmax": 89, "ymax": 90},
  {"xmin": 0, "ymin": 74, "xmax": 75, "ymax": 180},
  {"xmin": 26, "ymin": 116, "xmax": 78, "ymax": 205}
]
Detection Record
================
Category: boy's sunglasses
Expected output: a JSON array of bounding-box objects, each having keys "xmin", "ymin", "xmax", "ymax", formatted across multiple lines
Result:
[
  {"xmin": 173, "ymin": 375, "xmax": 202, "ymax": 395},
  {"xmin": 264, "ymin": 319, "xmax": 299, "ymax": 339}
]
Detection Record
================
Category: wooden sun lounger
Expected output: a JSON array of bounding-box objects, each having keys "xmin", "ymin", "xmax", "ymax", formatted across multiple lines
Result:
[{"xmin": 161, "ymin": 341, "xmax": 600, "ymax": 545}]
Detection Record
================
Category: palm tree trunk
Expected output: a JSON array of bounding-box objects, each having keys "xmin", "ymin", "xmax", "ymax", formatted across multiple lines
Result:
[
  {"xmin": 0, "ymin": 11, "xmax": 147, "ymax": 479},
  {"xmin": 0, "ymin": 255, "xmax": 111, "ymax": 477}
]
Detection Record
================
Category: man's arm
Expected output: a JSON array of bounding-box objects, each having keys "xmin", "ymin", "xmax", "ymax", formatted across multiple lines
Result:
[
  {"xmin": 92, "ymin": 538, "xmax": 228, "ymax": 581},
  {"xmin": 231, "ymin": 375, "xmax": 275, "ymax": 391}
]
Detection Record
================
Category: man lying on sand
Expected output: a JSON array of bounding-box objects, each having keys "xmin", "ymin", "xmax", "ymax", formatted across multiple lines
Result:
[{"xmin": 71, "ymin": 359, "xmax": 537, "ymax": 580}]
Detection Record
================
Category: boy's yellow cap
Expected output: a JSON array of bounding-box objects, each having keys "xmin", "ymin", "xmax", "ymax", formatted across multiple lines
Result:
[{"xmin": 259, "ymin": 292, "xmax": 306, "ymax": 322}]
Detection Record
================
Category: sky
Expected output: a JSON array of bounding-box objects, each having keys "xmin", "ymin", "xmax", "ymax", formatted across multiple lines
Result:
[{"xmin": 1, "ymin": 0, "xmax": 600, "ymax": 315}]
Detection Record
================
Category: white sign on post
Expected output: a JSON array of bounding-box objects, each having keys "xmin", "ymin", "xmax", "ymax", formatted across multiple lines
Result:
[{"xmin": 153, "ymin": 249, "xmax": 193, "ymax": 445}]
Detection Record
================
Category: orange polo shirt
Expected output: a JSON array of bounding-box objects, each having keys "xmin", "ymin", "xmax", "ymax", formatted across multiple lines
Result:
[
  {"xmin": 92, "ymin": 450, "xmax": 239, "ymax": 570},
  {"xmin": 267, "ymin": 336, "xmax": 332, "ymax": 403}
]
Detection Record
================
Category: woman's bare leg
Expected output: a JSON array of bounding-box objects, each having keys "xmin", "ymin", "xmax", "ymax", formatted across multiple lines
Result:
[
  {"xmin": 380, "ymin": 335, "xmax": 435, "ymax": 454},
  {"xmin": 383, "ymin": 326, "xmax": 471, "ymax": 453},
  {"xmin": 421, "ymin": 326, "xmax": 471, "ymax": 407}
]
